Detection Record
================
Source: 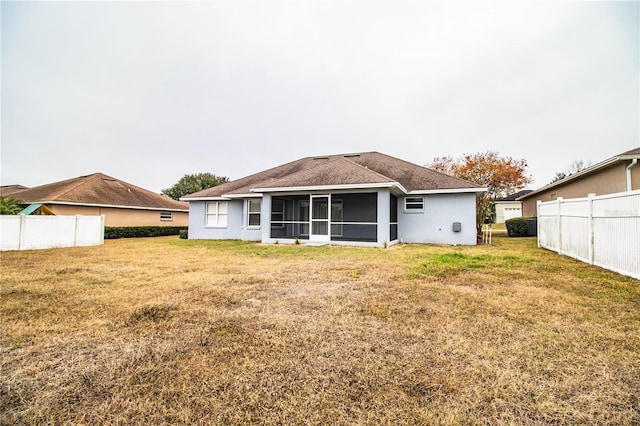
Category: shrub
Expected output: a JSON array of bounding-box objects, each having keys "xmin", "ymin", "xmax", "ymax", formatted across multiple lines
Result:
[
  {"xmin": 104, "ymin": 226, "xmax": 187, "ymax": 239},
  {"xmin": 179, "ymin": 229, "xmax": 188, "ymax": 239},
  {"xmin": 505, "ymin": 217, "xmax": 529, "ymax": 237}
]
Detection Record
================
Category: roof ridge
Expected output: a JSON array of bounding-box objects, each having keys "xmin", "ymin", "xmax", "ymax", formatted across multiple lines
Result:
[
  {"xmin": 339, "ymin": 156, "xmax": 396, "ymax": 183},
  {"xmin": 42, "ymin": 173, "xmax": 105, "ymax": 201}
]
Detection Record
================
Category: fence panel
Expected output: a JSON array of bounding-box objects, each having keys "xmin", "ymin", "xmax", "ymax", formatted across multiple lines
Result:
[
  {"xmin": 537, "ymin": 201, "xmax": 559, "ymax": 251},
  {"xmin": 537, "ymin": 191, "xmax": 640, "ymax": 280},
  {"xmin": 592, "ymin": 192, "xmax": 640, "ymax": 279},
  {"xmin": 0, "ymin": 215, "xmax": 104, "ymax": 251},
  {"xmin": 0, "ymin": 216, "xmax": 22, "ymax": 251},
  {"xmin": 75, "ymin": 216, "xmax": 105, "ymax": 246},
  {"xmin": 560, "ymin": 198, "xmax": 590, "ymax": 263}
]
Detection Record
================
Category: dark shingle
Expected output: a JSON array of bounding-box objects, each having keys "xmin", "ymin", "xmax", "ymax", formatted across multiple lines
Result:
[
  {"xmin": 183, "ymin": 152, "xmax": 481, "ymax": 198},
  {"xmin": 9, "ymin": 173, "xmax": 188, "ymax": 211}
]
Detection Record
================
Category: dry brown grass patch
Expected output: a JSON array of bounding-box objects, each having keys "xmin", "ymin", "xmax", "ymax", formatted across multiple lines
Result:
[{"xmin": 1, "ymin": 236, "xmax": 638, "ymax": 424}]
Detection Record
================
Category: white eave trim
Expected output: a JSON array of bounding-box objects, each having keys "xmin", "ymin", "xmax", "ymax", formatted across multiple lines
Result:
[
  {"xmin": 408, "ymin": 187, "xmax": 487, "ymax": 195},
  {"xmin": 184, "ymin": 184, "xmax": 485, "ymax": 198},
  {"xmin": 251, "ymin": 182, "xmax": 409, "ymax": 193},
  {"xmin": 28, "ymin": 201, "xmax": 189, "ymax": 212},
  {"xmin": 180, "ymin": 196, "xmax": 232, "ymax": 202},
  {"xmin": 223, "ymin": 193, "xmax": 263, "ymax": 199}
]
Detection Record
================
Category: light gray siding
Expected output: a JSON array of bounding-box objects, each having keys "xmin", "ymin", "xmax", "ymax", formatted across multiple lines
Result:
[{"xmin": 398, "ymin": 193, "xmax": 477, "ymax": 245}]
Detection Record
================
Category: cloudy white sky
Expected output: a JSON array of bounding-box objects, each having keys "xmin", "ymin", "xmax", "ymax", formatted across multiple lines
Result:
[{"xmin": 1, "ymin": 1, "xmax": 638, "ymax": 194}]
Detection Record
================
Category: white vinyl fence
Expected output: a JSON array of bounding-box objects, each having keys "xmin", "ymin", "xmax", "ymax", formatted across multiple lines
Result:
[
  {"xmin": 537, "ymin": 190, "xmax": 640, "ymax": 280},
  {"xmin": 0, "ymin": 215, "xmax": 104, "ymax": 251}
]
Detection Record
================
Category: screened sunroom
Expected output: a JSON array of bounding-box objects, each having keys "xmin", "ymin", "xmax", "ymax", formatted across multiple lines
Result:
[{"xmin": 267, "ymin": 192, "xmax": 398, "ymax": 244}]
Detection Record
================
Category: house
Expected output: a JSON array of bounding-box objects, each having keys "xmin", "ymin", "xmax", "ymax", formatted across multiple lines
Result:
[
  {"xmin": 0, "ymin": 185, "xmax": 30, "ymax": 197},
  {"xmin": 494, "ymin": 189, "xmax": 532, "ymax": 223},
  {"xmin": 518, "ymin": 147, "xmax": 640, "ymax": 217},
  {"xmin": 182, "ymin": 152, "xmax": 486, "ymax": 247},
  {"xmin": 4, "ymin": 173, "xmax": 189, "ymax": 227}
]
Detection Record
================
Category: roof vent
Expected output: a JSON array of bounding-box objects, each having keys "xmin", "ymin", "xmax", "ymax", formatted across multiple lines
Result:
[
  {"xmin": 313, "ymin": 156, "xmax": 329, "ymax": 160},
  {"xmin": 344, "ymin": 154, "xmax": 360, "ymax": 158}
]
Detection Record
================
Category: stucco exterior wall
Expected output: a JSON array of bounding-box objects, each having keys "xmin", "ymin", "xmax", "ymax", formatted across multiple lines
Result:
[
  {"xmin": 188, "ymin": 200, "xmax": 261, "ymax": 241},
  {"xmin": 45, "ymin": 204, "xmax": 188, "ymax": 227},
  {"xmin": 521, "ymin": 162, "xmax": 639, "ymax": 217},
  {"xmin": 190, "ymin": 190, "xmax": 478, "ymax": 246},
  {"xmin": 398, "ymin": 193, "xmax": 477, "ymax": 245}
]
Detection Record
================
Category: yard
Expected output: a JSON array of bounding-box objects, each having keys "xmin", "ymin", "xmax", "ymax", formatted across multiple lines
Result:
[{"xmin": 1, "ymin": 236, "xmax": 638, "ymax": 425}]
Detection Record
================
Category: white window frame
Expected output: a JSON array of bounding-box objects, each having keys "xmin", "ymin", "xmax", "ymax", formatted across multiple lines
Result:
[
  {"xmin": 404, "ymin": 196, "xmax": 425, "ymax": 212},
  {"xmin": 160, "ymin": 211, "xmax": 173, "ymax": 221},
  {"xmin": 247, "ymin": 199, "xmax": 261, "ymax": 228},
  {"xmin": 205, "ymin": 201, "xmax": 228, "ymax": 227}
]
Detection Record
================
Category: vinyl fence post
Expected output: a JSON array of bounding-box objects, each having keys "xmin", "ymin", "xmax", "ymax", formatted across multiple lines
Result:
[
  {"xmin": 587, "ymin": 193, "xmax": 595, "ymax": 265},
  {"xmin": 536, "ymin": 200, "xmax": 542, "ymax": 248},
  {"xmin": 101, "ymin": 215, "xmax": 105, "ymax": 244},
  {"xmin": 74, "ymin": 215, "xmax": 80, "ymax": 247},
  {"xmin": 18, "ymin": 215, "xmax": 26, "ymax": 251},
  {"xmin": 556, "ymin": 197, "xmax": 563, "ymax": 255}
]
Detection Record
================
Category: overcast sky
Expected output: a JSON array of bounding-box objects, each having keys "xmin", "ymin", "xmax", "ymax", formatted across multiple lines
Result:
[{"xmin": 1, "ymin": 1, "xmax": 638, "ymax": 194}]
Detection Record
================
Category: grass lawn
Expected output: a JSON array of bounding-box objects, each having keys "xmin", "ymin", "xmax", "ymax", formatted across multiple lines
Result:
[{"xmin": 1, "ymin": 236, "xmax": 638, "ymax": 425}]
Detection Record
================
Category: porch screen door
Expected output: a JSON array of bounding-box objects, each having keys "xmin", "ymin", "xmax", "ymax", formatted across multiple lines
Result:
[{"xmin": 310, "ymin": 195, "xmax": 330, "ymax": 242}]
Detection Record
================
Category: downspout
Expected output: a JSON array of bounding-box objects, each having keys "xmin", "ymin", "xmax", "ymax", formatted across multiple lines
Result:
[{"xmin": 626, "ymin": 159, "xmax": 638, "ymax": 191}]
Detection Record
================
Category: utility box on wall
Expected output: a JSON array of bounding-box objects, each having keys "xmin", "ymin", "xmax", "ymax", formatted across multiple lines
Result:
[{"xmin": 452, "ymin": 222, "xmax": 462, "ymax": 232}]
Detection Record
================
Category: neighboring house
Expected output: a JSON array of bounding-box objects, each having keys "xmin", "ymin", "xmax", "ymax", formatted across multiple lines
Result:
[
  {"xmin": 182, "ymin": 152, "xmax": 486, "ymax": 247},
  {"xmin": 0, "ymin": 185, "xmax": 30, "ymax": 197},
  {"xmin": 4, "ymin": 173, "xmax": 189, "ymax": 227},
  {"xmin": 519, "ymin": 147, "xmax": 640, "ymax": 217},
  {"xmin": 494, "ymin": 190, "xmax": 533, "ymax": 223}
]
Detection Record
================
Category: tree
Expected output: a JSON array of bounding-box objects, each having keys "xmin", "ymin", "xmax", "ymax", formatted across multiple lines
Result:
[
  {"xmin": 0, "ymin": 197, "xmax": 24, "ymax": 215},
  {"xmin": 550, "ymin": 159, "xmax": 591, "ymax": 184},
  {"xmin": 161, "ymin": 173, "xmax": 229, "ymax": 200},
  {"xmin": 430, "ymin": 151, "xmax": 532, "ymax": 230}
]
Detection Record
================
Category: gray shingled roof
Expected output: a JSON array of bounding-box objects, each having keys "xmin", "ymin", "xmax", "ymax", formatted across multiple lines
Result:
[
  {"xmin": 498, "ymin": 190, "xmax": 533, "ymax": 201},
  {"xmin": 183, "ymin": 152, "xmax": 482, "ymax": 199},
  {"xmin": 8, "ymin": 173, "xmax": 189, "ymax": 211}
]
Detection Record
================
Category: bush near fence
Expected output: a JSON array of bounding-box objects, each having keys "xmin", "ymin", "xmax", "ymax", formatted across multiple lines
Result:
[
  {"xmin": 104, "ymin": 226, "xmax": 187, "ymax": 239},
  {"xmin": 505, "ymin": 217, "xmax": 532, "ymax": 237}
]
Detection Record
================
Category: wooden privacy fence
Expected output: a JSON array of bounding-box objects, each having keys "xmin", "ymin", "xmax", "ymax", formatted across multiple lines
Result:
[
  {"xmin": 537, "ymin": 190, "xmax": 640, "ymax": 280},
  {"xmin": 0, "ymin": 215, "xmax": 104, "ymax": 251}
]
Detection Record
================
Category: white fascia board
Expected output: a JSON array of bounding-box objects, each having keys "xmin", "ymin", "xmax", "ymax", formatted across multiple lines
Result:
[
  {"xmin": 36, "ymin": 201, "xmax": 189, "ymax": 212},
  {"xmin": 181, "ymin": 194, "xmax": 261, "ymax": 201},
  {"xmin": 251, "ymin": 182, "xmax": 407, "ymax": 193},
  {"xmin": 408, "ymin": 187, "xmax": 487, "ymax": 195},
  {"xmin": 180, "ymin": 197, "xmax": 232, "ymax": 202},
  {"xmin": 223, "ymin": 193, "xmax": 262, "ymax": 199}
]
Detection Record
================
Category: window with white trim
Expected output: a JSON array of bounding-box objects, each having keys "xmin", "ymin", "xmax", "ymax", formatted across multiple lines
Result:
[
  {"xmin": 247, "ymin": 199, "xmax": 261, "ymax": 227},
  {"xmin": 206, "ymin": 201, "xmax": 228, "ymax": 227},
  {"xmin": 405, "ymin": 197, "xmax": 424, "ymax": 211},
  {"xmin": 160, "ymin": 211, "xmax": 173, "ymax": 221}
]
